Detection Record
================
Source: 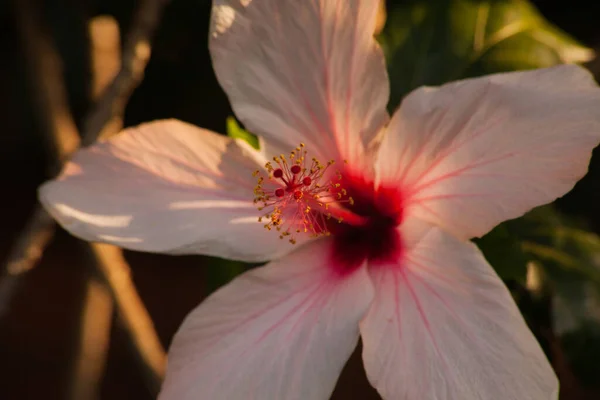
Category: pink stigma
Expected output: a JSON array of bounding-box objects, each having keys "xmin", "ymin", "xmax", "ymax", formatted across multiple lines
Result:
[{"xmin": 252, "ymin": 143, "xmax": 353, "ymax": 244}]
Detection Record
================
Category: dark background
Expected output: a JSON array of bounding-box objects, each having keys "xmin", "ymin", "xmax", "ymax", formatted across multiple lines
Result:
[{"xmin": 1, "ymin": 0, "xmax": 600, "ymax": 399}]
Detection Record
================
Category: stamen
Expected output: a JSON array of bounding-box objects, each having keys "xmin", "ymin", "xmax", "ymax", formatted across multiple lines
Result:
[{"xmin": 252, "ymin": 143, "xmax": 354, "ymax": 244}]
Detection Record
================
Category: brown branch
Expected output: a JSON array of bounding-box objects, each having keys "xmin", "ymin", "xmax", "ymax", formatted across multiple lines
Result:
[
  {"xmin": 68, "ymin": 276, "xmax": 114, "ymax": 400},
  {"xmin": 89, "ymin": 243, "xmax": 167, "ymax": 393},
  {"xmin": 2, "ymin": 0, "xmax": 170, "ymax": 396},
  {"xmin": 0, "ymin": 0, "xmax": 81, "ymax": 320},
  {"xmin": 1, "ymin": 0, "xmax": 171, "ymax": 309},
  {"xmin": 0, "ymin": 207, "xmax": 56, "ymax": 317},
  {"xmin": 82, "ymin": 0, "xmax": 171, "ymax": 145}
]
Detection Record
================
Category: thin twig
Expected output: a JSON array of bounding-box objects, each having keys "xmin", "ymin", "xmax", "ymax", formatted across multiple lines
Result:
[
  {"xmin": 1, "ymin": 0, "xmax": 171, "ymax": 311},
  {"xmin": 68, "ymin": 276, "xmax": 114, "ymax": 400},
  {"xmin": 90, "ymin": 243, "xmax": 167, "ymax": 393},
  {"xmin": 82, "ymin": 0, "xmax": 170, "ymax": 145},
  {"xmin": 2, "ymin": 0, "xmax": 170, "ymax": 395},
  {"xmin": 0, "ymin": 207, "xmax": 56, "ymax": 317},
  {"xmin": 0, "ymin": 0, "xmax": 81, "ymax": 320}
]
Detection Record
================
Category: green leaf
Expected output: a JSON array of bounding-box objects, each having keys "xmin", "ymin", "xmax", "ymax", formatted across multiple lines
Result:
[
  {"xmin": 226, "ymin": 116, "xmax": 260, "ymax": 150},
  {"xmin": 511, "ymin": 206, "xmax": 600, "ymax": 334},
  {"xmin": 205, "ymin": 258, "xmax": 248, "ymax": 294},
  {"xmin": 473, "ymin": 203, "xmax": 600, "ymax": 335},
  {"xmin": 473, "ymin": 223, "xmax": 528, "ymax": 283},
  {"xmin": 379, "ymin": 0, "xmax": 593, "ymax": 109}
]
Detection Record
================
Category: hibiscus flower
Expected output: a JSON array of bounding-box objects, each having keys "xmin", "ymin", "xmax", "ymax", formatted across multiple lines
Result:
[{"xmin": 39, "ymin": 0, "xmax": 600, "ymax": 399}]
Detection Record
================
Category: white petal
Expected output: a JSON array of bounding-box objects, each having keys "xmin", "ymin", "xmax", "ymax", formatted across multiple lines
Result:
[
  {"xmin": 210, "ymin": 0, "xmax": 389, "ymax": 165},
  {"xmin": 360, "ymin": 218, "xmax": 558, "ymax": 400},
  {"xmin": 39, "ymin": 119, "xmax": 298, "ymax": 262},
  {"xmin": 377, "ymin": 65, "xmax": 600, "ymax": 239},
  {"xmin": 159, "ymin": 239, "xmax": 373, "ymax": 400}
]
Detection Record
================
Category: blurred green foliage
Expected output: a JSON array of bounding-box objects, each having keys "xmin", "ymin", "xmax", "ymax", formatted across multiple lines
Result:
[
  {"xmin": 205, "ymin": 258, "xmax": 248, "ymax": 292},
  {"xmin": 378, "ymin": 0, "xmax": 593, "ymax": 110}
]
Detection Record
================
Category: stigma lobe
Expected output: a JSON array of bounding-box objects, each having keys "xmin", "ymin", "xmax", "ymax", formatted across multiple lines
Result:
[{"xmin": 252, "ymin": 144, "xmax": 353, "ymax": 244}]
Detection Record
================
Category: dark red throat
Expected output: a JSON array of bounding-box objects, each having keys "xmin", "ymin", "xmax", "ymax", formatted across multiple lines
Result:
[{"xmin": 328, "ymin": 174, "xmax": 404, "ymax": 276}]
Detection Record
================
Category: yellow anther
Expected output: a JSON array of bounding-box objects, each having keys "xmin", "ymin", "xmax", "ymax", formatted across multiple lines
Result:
[{"xmin": 252, "ymin": 142, "xmax": 351, "ymax": 246}]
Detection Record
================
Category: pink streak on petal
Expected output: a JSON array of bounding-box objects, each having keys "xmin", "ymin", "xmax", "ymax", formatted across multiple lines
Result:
[
  {"xmin": 376, "ymin": 65, "xmax": 600, "ymax": 239},
  {"xmin": 159, "ymin": 239, "xmax": 374, "ymax": 400},
  {"xmin": 360, "ymin": 219, "xmax": 558, "ymax": 399}
]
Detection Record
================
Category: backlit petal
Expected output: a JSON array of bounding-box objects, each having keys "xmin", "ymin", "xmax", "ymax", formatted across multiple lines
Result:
[
  {"xmin": 159, "ymin": 239, "xmax": 373, "ymax": 400},
  {"xmin": 376, "ymin": 65, "xmax": 600, "ymax": 239},
  {"xmin": 39, "ymin": 119, "xmax": 299, "ymax": 262},
  {"xmin": 360, "ymin": 218, "xmax": 558, "ymax": 400},
  {"xmin": 210, "ymin": 0, "xmax": 389, "ymax": 165}
]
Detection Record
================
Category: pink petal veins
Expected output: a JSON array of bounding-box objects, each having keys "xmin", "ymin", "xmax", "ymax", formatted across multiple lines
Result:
[
  {"xmin": 210, "ymin": 0, "xmax": 390, "ymax": 165},
  {"xmin": 376, "ymin": 65, "xmax": 600, "ymax": 240},
  {"xmin": 159, "ymin": 239, "xmax": 374, "ymax": 400},
  {"xmin": 360, "ymin": 219, "xmax": 558, "ymax": 400},
  {"xmin": 39, "ymin": 120, "xmax": 295, "ymax": 262}
]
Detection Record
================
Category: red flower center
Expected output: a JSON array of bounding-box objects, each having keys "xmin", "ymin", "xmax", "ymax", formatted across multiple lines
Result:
[
  {"xmin": 252, "ymin": 146, "xmax": 403, "ymax": 271},
  {"xmin": 328, "ymin": 174, "xmax": 404, "ymax": 275}
]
